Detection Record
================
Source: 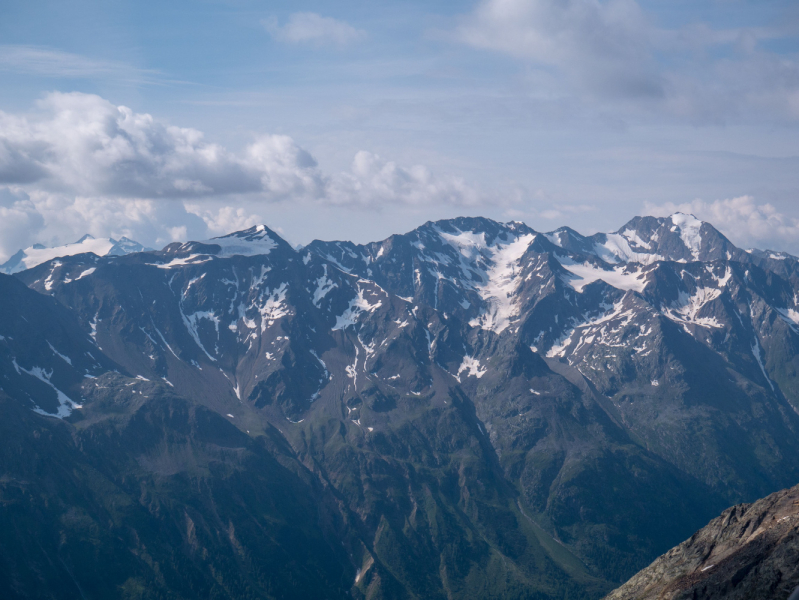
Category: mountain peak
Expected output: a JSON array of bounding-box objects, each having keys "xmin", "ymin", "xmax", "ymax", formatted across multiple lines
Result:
[
  {"xmin": 669, "ymin": 211, "xmax": 701, "ymax": 223},
  {"xmin": 216, "ymin": 224, "xmax": 271, "ymax": 239},
  {"xmin": 605, "ymin": 213, "xmax": 741, "ymax": 264},
  {"xmin": 0, "ymin": 234, "xmax": 150, "ymax": 274},
  {"xmin": 203, "ymin": 224, "xmax": 292, "ymax": 257}
]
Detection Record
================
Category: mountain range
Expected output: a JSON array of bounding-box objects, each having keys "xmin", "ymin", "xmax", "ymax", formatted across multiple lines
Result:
[{"xmin": 2, "ymin": 213, "xmax": 799, "ymax": 599}]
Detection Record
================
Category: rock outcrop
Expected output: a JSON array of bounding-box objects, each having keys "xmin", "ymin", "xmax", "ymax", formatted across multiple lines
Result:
[{"xmin": 605, "ymin": 483, "xmax": 799, "ymax": 600}]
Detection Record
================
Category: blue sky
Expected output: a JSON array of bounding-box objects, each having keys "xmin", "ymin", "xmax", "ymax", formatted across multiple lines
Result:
[{"xmin": 1, "ymin": 0, "xmax": 798, "ymax": 258}]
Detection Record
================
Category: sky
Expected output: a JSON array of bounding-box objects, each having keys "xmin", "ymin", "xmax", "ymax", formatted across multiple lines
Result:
[{"xmin": 1, "ymin": 0, "xmax": 799, "ymax": 260}]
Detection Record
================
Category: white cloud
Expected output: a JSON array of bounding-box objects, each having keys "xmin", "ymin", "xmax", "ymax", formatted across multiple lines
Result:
[
  {"xmin": 0, "ymin": 93, "xmax": 487, "ymax": 261},
  {"xmin": 326, "ymin": 151, "xmax": 483, "ymax": 207},
  {"xmin": 0, "ymin": 92, "xmax": 325, "ymax": 200},
  {"xmin": 246, "ymin": 134, "xmax": 324, "ymax": 199},
  {"xmin": 28, "ymin": 190, "xmax": 207, "ymax": 249},
  {"xmin": 0, "ymin": 186, "xmax": 213, "ymax": 263},
  {"xmin": 264, "ymin": 13, "xmax": 366, "ymax": 46},
  {"xmin": 1, "ymin": 92, "xmax": 479, "ymax": 210},
  {"xmin": 644, "ymin": 196, "xmax": 799, "ymax": 253}
]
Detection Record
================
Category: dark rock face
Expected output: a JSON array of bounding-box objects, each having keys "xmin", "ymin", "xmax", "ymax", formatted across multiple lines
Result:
[
  {"xmin": 3, "ymin": 216, "xmax": 799, "ymax": 598},
  {"xmin": 604, "ymin": 483, "xmax": 799, "ymax": 600}
]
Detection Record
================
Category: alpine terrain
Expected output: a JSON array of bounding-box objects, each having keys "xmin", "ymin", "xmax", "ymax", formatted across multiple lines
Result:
[
  {"xmin": 3, "ymin": 213, "xmax": 799, "ymax": 599},
  {"xmin": 605, "ymin": 482, "xmax": 799, "ymax": 599}
]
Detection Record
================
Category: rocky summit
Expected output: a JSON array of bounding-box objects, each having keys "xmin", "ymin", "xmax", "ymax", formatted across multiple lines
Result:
[
  {"xmin": 3, "ymin": 213, "xmax": 799, "ymax": 599},
  {"xmin": 604, "ymin": 483, "xmax": 799, "ymax": 600}
]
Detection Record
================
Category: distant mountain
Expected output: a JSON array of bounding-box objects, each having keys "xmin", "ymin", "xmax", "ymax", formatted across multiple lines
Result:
[
  {"xmin": 3, "ymin": 214, "xmax": 799, "ymax": 599},
  {"xmin": 604, "ymin": 482, "xmax": 799, "ymax": 600},
  {"xmin": 0, "ymin": 234, "xmax": 151, "ymax": 274}
]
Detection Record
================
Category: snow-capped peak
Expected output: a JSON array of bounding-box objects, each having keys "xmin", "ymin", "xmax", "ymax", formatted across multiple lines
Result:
[
  {"xmin": 203, "ymin": 225, "xmax": 280, "ymax": 257},
  {"xmin": 1, "ymin": 235, "xmax": 150, "ymax": 274},
  {"xmin": 587, "ymin": 213, "xmax": 740, "ymax": 266},
  {"xmin": 669, "ymin": 212, "xmax": 703, "ymax": 260}
]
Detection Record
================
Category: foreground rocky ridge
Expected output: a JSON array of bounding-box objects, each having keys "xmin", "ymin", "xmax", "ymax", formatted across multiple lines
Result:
[
  {"xmin": 605, "ymin": 483, "xmax": 799, "ymax": 600},
  {"xmin": 2, "ymin": 214, "xmax": 799, "ymax": 598}
]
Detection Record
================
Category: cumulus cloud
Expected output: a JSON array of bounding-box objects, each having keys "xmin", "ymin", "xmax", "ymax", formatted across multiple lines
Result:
[
  {"xmin": 0, "ymin": 92, "xmax": 324, "ymax": 200},
  {"xmin": 645, "ymin": 196, "xmax": 799, "ymax": 253},
  {"xmin": 246, "ymin": 134, "xmax": 324, "ymax": 199},
  {"xmin": 0, "ymin": 93, "xmax": 486, "ymax": 261},
  {"xmin": 264, "ymin": 13, "xmax": 366, "ymax": 46},
  {"xmin": 29, "ymin": 190, "xmax": 207, "ymax": 246}
]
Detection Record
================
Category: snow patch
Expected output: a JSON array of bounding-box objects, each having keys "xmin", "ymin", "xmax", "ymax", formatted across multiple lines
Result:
[
  {"xmin": 44, "ymin": 261, "xmax": 62, "ymax": 291},
  {"xmin": 204, "ymin": 227, "xmax": 277, "ymax": 257},
  {"xmin": 593, "ymin": 234, "xmax": 662, "ymax": 265},
  {"xmin": 346, "ymin": 346, "xmax": 360, "ymax": 390},
  {"xmin": 333, "ymin": 287, "xmax": 383, "ymax": 330},
  {"xmin": 546, "ymin": 301, "xmax": 636, "ymax": 358},
  {"xmin": 47, "ymin": 342, "xmax": 72, "ymax": 365},
  {"xmin": 776, "ymin": 307, "xmax": 799, "ymax": 331},
  {"xmin": 313, "ymin": 265, "xmax": 337, "ymax": 307},
  {"xmin": 558, "ymin": 256, "xmax": 648, "ymax": 293},
  {"xmin": 89, "ymin": 313, "xmax": 99, "ymax": 341},
  {"xmin": 14, "ymin": 361, "xmax": 82, "ymax": 418},
  {"xmin": 670, "ymin": 213, "xmax": 703, "ymax": 260},
  {"xmin": 181, "ymin": 310, "xmax": 220, "ymax": 361},
  {"xmin": 752, "ymin": 339, "xmax": 775, "ymax": 391},
  {"xmin": 258, "ymin": 283, "xmax": 290, "ymax": 330},
  {"xmin": 467, "ymin": 233, "xmax": 536, "ymax": 333},
  {"xmin": 663, "ymin": 288, "xmax": 723, "ymax": 329},
  {"xmin": 156, "ymin": 255, "xmax": 213, "ymax": 269},
  {"xmin": 76, "ymin": 267, "xmax": 96, "ymax": 280},
  {"xmin": 457, "ymin": 355, "xmax": 487, "ymax": 380}
]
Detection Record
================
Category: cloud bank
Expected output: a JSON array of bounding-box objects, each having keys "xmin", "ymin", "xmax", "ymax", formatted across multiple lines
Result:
[{"xmin": 0, "ymin": 93, "xmax": 483, "ymax": 261}]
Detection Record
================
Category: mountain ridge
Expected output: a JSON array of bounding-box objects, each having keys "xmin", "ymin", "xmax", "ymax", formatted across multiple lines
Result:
[
  {"xmin": 604, "ymin": 482, "xmax": 799, "ymax": 600},
  {"xmin": 0, "ymin": 234, "xmax": 151, "ymax": 275},
  {"xmin": 3, "ymin": 212, "xmax": 799, "ymax": 598}
]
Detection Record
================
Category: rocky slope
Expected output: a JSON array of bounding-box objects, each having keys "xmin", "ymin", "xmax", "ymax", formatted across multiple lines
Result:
[
  {"xmin": 604, "ymin": 483, "xmax": 799, "ymax": 600},
  {"xmin": 3, "ymin": 213, "xmax": 799, "ymax": 598}
]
